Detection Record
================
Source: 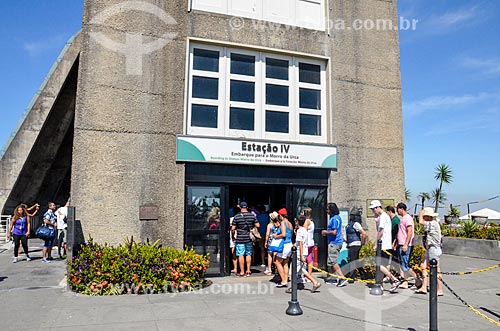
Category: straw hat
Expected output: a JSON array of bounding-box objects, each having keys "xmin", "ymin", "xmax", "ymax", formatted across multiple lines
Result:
[{"xmin": 422, "ymin": 207, "xmax": 438, "ymax": 218}]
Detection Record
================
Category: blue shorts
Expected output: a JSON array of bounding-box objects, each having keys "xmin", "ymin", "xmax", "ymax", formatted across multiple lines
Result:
[
  {"xmin": 235, "ymin": 242, "xmax": 253, "ymax": 257},
  {"xmin": 398, "ymin": 245, "xmax": 413, "ymax": 272},
  {"xmin": 43, "ymin": 238, "xmax": 55, "ymax": 248}
]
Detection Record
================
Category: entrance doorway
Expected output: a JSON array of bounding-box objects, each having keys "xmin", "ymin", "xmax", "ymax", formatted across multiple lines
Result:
[{"xmin": 184, "ymin": 163, "xmax": 330, "ymax": 276}]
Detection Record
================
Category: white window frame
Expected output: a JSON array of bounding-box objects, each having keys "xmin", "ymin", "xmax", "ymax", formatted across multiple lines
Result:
[
  {"xmin": 226, "ymin": 48, "xmax": 261, "ymax": 139},
  {"xmin": 186, "ymin": 42, "xmax": 327, "ymax": 144},
  {"xmin": 262, "ymin": 53, "xmax": 294, "ymax": 141},
  {"xmin": 191, "ymin": 0, "xmax": 325, "ymax": 31},
  {"xmin": 294, "ymin": 57, "xmax": 327, "ymax": 143}
]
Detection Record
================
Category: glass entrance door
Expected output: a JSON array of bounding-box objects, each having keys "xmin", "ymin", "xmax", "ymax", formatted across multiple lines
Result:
[
  {"xmin": 292, "ymin": 186, "xmax": 327, "ymax": 269},
  {"xmin": 185, "ymin": 185, "xmax": 226, "ymax": 276}
]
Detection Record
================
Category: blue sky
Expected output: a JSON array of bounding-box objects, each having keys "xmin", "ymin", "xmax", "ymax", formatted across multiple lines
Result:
[{"xmin": 0, "ymin": 1, "xmax": 499, "ymax": 215}]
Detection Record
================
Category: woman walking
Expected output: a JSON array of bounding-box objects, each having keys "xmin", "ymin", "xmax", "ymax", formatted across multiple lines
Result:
[
  {"xmin": 7, "ymin": 205, "xmax": 32, "ymax": 262},
  {"xmin": 273, "ymin": 208, "xmax": 293, "ymax": 288},
  {"xmin": 416, "ymin": 207, "xmax": 444, "ymax": 296}
]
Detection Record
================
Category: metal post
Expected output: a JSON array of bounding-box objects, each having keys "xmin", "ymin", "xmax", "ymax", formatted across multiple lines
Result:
[
  {"xmin": 370, "ymin": 239, "xmax": 384, "ymax": 296},
  {"xmin": 429, "ymin": 258, "xmax": 438, "ymax": 331},
  {"xmin": 286, "ymin": 245, "xmax": 303, "ymax": 315}
]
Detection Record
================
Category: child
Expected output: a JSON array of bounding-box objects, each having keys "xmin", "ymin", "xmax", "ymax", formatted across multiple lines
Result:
[{"xmin": 293, "ymin": 215, "xmax": 321, "ymax": 293}]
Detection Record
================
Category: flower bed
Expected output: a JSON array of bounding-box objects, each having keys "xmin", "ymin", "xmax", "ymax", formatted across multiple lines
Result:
[
  {"xmin": 67, "ymin": 237, "xmax": 210, "ymax": 295},
  {"xmin": 359, "ymin": 241, "xmax": 426, "ymax": 278}
]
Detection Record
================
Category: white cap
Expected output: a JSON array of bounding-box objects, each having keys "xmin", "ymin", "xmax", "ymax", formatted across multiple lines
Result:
[{"xmin": 369, "ymin": 200, "xmax": 382, "ymax": 209}]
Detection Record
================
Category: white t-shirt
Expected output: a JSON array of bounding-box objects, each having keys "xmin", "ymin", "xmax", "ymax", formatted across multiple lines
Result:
[
  {"xmin": 307, "ymin": 219, "xmax": 315, "ymax": 247},
  {"xmin": 377, "ymin": 212, "xmax": 392, "ymax": 250},
  {"xmin": 56, "ymin": 206, "xmax": 68, "ymax": 230},
  {"xmin": 295, "ymin": 227, "xmax": 308, "ymax": 256}
]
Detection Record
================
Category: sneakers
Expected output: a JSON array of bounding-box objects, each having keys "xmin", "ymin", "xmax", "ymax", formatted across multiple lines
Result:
[
  {"xmin": 42, "ymin": 258, "xmax": 51, "ymax": 263},
  {"xmin": 276, "ymin": 283, "xmax": 288, "ymax": 288},
  {"xmin": 390, "ymin": 279, "xmax": 403, "ymax": 293},
  {"xmin": 26, "ymin": 256, "xmax": 32, "ymax": 261},
  {"xmin": 325, "ymin": 276, "xmax": 337, "ymax": 284},
  {"xmin": 311, "ymin": 283, "xmax": 322, "ymax": 293},
  {"xmin": 260, "ymin": 264, "xmax": 266, "ymax": 268},
  {"xmin": 12, "ymin": 257, "xmax": 18, "ymax": 263},
  {"xmin": 337, "ymin": 279, "xmax": 348, "ymax": 287}
]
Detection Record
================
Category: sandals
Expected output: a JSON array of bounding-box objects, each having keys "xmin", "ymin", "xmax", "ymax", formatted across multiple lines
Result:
[
  {"xmin": 263, "ymin": 270, "xmax": 272, "ymax": 276},
  {"xmin": 415, "ymin": 290, "xmax": 427, "ymax": 294},
  {"xmin": 245, "ymin": 271, "xmax": 251, "ymax": 277}
]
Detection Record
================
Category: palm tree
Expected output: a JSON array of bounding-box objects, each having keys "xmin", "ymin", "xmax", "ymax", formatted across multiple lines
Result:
[
  {"xmin": 405, "ymin": 188, "xmax": 411, "ymax": 202},
  {"xmin": 417, "ymin": 192, "xmax": 431, "ymax": 211},
  {"xmin": 430, "ymin": 188, "xmax": 447, "ymax": 209},
  {"xmin": 434, "ymin": 164, "xmax": 453, "ymax": 212}
]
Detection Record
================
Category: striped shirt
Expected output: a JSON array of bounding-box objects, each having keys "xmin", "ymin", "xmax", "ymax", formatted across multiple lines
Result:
[{"xmin": 233, "ymin": 212, "xmax": 258, "ymax": 244}]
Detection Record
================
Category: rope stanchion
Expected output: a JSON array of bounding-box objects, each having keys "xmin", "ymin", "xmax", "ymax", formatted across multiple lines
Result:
[
  {"xmin": 441, "ymin": 277, "xmax": 500, "ymax": 327},
  {"xmin": 440, "ymin": 264, "xmax": 500, "ymax": 276}
]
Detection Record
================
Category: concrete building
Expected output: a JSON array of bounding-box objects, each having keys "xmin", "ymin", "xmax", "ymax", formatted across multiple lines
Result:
[{"xmin": 0, "ymin": 0, "xmax": 404, "ymax": 275}]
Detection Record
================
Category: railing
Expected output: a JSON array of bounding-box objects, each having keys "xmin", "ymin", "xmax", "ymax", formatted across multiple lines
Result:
[{"xmin": 1, "ymin": 215, "xmax": 11, "ymax": 243}]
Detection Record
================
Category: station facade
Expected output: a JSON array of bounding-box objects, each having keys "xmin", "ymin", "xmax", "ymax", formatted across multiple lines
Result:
[{"xmin": 1, "ymin": 0, "xmax": 404, "ymax": 275}]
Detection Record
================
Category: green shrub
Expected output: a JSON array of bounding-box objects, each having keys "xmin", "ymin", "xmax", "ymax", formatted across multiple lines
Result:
[
  {"xmin": 357, "ymin": 241, "xmax": 425, "ymax": 279},
  {"xmin": 67, "ymin": 237, "xmax": 210, "ymax": 295}
]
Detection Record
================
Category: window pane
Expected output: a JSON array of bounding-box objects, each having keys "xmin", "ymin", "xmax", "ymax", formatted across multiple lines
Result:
[
  {"xmin": 230, "ymin": 107, "xmax": 254, "ymax": 131},
  {"xmin": 299, "ymin": 63, "xmax": 321, "ymax": 84},
  {"xmin": 265, "ymin": 111, "xmax": 289, "ymax": 133},
  {"xmin": 191, "ymin": 104, "xmax": 218, "ymax": 128},
  {"xmin": 193, "ymin": 48, "xmax": 219, "ymax": 72},
  {"xmin": 266, "ymin": 84, "xmax": 289, "ymax": 106},
  {"xmin": 299, "ymin": 88, "xmax": 321, "ymax": 109},
  {"xmin": 266, "ymin": 58, "xmax": 289, "ymax": 80},
  {"xmin": 192, "ymin": 76, "xmax": 218, "ymax": 100},
  {"xmin": 231, "ymin": 53, "xmax": 255, "ymax": 76},
  {"xmin": 300, "ymin": 114, "xmax": 321, "ymax": 136},
  {"xmin": 230, "ymin": 80, "xmax": 255, "ymax": 103}
]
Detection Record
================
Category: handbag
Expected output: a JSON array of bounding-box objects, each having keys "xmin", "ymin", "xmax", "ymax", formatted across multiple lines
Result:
[
  {"xmin": 268, "ymin": 237, "xmax": 284, "ymax": 253},
  {"xmin": 35, "ymin": 225, "xmax": 56, "ymax": 240},
  {"xmin": 250, "ymin": 227, "xmax": 262, "ymax": 242}
]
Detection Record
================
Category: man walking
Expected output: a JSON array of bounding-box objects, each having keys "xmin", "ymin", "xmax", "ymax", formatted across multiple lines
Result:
[
  {"xmin": 231, "ymin": 202, "xmax": 259, "ymax": 277},
  {"xmin": 370, "ymin": 200, "xmax": 402, "ymax": 292},
  {"xmin": 56, "ymin": 200, "xmax": 70, "ymax": 259},
  {"xmin": 322, "ymin": 202, "xmax": 348, "ymax": 287},
  {"xmin": 396, "ymin": 202, "xmax": 418, "ymax": 288}
]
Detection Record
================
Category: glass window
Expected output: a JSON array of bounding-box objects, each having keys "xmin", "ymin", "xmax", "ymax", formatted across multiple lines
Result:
[
  {"xmin": 231, "ymin": 53, "xmax": 255, "ymax": 76},
  {"xmin": 230, "ymin": 80, "xmax": 255, "ymax": 103},
  {"xmin": 265, "ymin": 111, "xmax": 289, "ymax": 133},
  {"xmin": 192, "ymin": 76, "xmax": 218, "ymax": 100},
  {"xmin": 266, "ymin": 84, "xmax": 289, "ymax": 106},
  {"xmin": 191, "ymin": 104, "xmax": 218, "ymax": 128},
  {"xmin": 299, "ymin": 114, "xmax": 321, "ymax": 136},
  {"xmin": 266, "ymin": 58, "xmax": 289, "ymax": 80},
  {"xmin": 299, "ymin": 88, "xmax": 321, "ymax": 109},
  {"xmin": 299, "ymin": 63, "xmax": 321, "ymax": 84},
  {"xmin": 193, "ymin": 48, "xmax": 219, "ymax": 72},
  {"xmin": 230, "ymin": 107, "xmax": 254, "ymax": 131}
]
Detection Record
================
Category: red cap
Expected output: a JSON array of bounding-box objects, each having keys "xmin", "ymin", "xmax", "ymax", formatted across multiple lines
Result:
[{"xmin": 278, "ymin": 208, "xmax": 287, "ymax": 216}]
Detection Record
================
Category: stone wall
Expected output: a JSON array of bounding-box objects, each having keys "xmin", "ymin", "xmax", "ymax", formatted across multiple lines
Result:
[{"xmin": 72, "ymin": 0, "xmax": 404, "ymax": 245}]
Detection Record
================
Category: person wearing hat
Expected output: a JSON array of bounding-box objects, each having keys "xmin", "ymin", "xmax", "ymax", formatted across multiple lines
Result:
[
  {"xmin": 231, "ymin": 202, "xmax": 259, "ymax": 277},
  {"xmin": 273, "ymin": 208, "xmax": 294, "ymax": 288},
  {"xmin": 416, "ymin": 207, "xmax": 444, "ymax": 295},
  {"xmin": 344, "ymin": 207, "xmax": 367, "ymax": 282},
  {"xmin": 369, "ymin": 200, "xmax": 402, "ymax": 292}
]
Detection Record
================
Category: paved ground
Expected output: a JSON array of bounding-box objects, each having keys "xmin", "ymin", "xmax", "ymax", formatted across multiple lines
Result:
[{"xmin": 1, "ymin": 239, "xmax": 499, "ymax": 331}]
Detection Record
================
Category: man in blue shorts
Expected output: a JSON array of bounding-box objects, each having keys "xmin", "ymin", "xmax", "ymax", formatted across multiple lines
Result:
[
  {"xmin": 322, "ymin": 202, "xmax": 348, "ymax": 287},
  {"xmin": 231, "ymin": 202, "xmax": 259, "ymax": 277}
]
